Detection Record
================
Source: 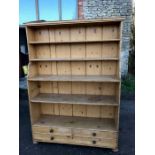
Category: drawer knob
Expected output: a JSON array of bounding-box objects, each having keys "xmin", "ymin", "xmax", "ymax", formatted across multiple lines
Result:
[
  {"xmin": 51, "ymin": 137, "xmax": 54, "ymax": 140},
  {"xmin": 92, "ymin": 140, "xmax": 96, "ymax": 144},
  {"xmin": 92, "ymin": 132, "xmax": 96, "ymax": 136},
  {"xmin": 49, "ymin": 129, "xmax": 54, "ymax": 133}
]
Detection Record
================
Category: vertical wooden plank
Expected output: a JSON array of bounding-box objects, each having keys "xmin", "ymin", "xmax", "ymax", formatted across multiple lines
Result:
[
  {"xmin": 87, "ymin": 106, "xmax": 100, "ymax": 118},
  {"xmin": 86, "ymin": 26, "xmax": 102, "ymax": 41},
  {"xmin": 101, "ymin": 61, "xmax": 117, "ymax": 76},
  {"xmin": 86, "ymin": 61, "xmax": 101, "ymax": 75},
  {"xmin": 50, "ymin": 45, "xmax": 56, "ymax": 58},
  {"xmin": 71, "ymin": 44, "xmax": 85, "ymax": 58},
  {"xmin": 59, "ymin": 104, "xmax": 72, "ymax": 116},
  {"xmin": 53, "ymin": 82, "xmax": 59, "ymax": 93},
  {"xmin": 49, "ymin": 28, "xmax": 55, "ymax": 42},
  {"xmin": 39, "ymin": 82, "xmax": 52, "ymax": 93},
  {"xmin": 36, "ymin": 45, "xmax": 51, "ymax": 59},
  {"xmin": 73, "ymin": 105, "xmax": 86, "ymax": 117},
  {"xmin": 38, "ymin": 62, "xmax": 52, "ymax": 75},
  {"xmin": 86, "ymin": 43, "xmax": 102, "ymax": 58},
  {"xmin": 102, "ymin": 43, "xmax": 119, "ymax": 58},
  {"xmin": 55, "ymin": 28, "xmax": 70, "ymax": 42},
  {"xmin": 54, "ymin": 104, "xmax": 60, "ymax": 115},
  {"xmin": 51, "ymin": 62, "xmax": 57, "ymax": 75},
  {"xmin": 72, "ymin": 82, "xmax": 86, "ymax": 95},
  {"xmin": 34, "ymin": 27, "xmax": 49, "ymax": 42},
  {"xmin": 100, "ymin": 106, "xmax": 115, "ymax": 118},
  {"xmin": 56, "ymin": 44, "xmax": 70, "ymax": 58},
  {"xmin": 102, "ymin": 24, "xmax": 119, "ymax": 40},
  {"xmin": 58, "ymin": 82, "xmax": 71, "ymax": 94},
  {"xmin": 115, "ymin": 22, "xmax": 122, "ymax": 131},
  {"xmin": 57, "ymin": 62, "xmax": 71, "ymax": 75},
  {"xmin": 101, "ymin": 83, "xmax": 116, "ymax": 96},
  {"xmin": 71, "ymin": 62, "xmax": 85, "ymax": 75},
  {"xmin": 70, "ymin": 27, "xmax": 85, "ymax": 41},
  {"xmin": 86, "ymin": 83, "xmax": 102, "ymax": 95},
  {"xmin": 41, "ymin": 103, "xmax": 54, "ymax": 115}
]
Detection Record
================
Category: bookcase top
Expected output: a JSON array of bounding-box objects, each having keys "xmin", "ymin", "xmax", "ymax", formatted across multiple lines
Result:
[{"xmin": 25, "ymin": 17, "xmax": 124, "ymax": 27}]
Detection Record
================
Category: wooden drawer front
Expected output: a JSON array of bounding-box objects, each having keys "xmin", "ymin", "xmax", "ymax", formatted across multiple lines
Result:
[
  {"xmin": 33, "ymin": 133, "xmax": 72, "ymax": 143},
  {"xmin": 73, "ymin": 136, "xmax": 117, "ymax": 148},
  {"xmin": 73, "ymin": 129, "xmax": 117, "ymax": 139},
  {"xmin": 32, "ymin": 126, "xmax": 72, "ymax": 136},
  {"xmin": 33, "ymin": 133, "xmax": 117, "ymax": 148}
]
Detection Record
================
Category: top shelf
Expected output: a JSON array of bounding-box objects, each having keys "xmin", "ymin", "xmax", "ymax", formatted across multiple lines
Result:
[
  {"xmin": 28, "ymin": 39, "xmax": 120, "ymax": 45},
  {"xmin": 25, "ymin": 18, "xmax": 124, "ymax": 27}
]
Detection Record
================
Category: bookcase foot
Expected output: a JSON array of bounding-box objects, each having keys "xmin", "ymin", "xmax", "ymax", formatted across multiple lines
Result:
[{"xmin": 112, "ymin": 148, "xmax": 118, "ymax": 152}]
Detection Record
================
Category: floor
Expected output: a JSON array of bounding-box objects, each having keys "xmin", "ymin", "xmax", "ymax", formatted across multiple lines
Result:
[{"xmin": 19, "ymin": 91, "xmax": 135, "ymax": 155}]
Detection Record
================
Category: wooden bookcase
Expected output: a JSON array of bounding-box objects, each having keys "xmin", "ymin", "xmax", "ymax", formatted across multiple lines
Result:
[{"xmin": 25, "ymin": 18, "xmax": 123, "ymax": 151}]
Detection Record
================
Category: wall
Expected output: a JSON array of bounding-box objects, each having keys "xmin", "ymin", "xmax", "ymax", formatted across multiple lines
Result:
[{"xmin": 78, "ymin": 0, "xmax": 133, "ymax": 76}]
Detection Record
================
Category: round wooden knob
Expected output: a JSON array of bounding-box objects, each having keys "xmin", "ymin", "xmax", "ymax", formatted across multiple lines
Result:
[
  {"xmin": 50, "ymin": 129, "xmax": 54, "ymax": 133},
  {"xmin": 51, "ymin": 137, "xmax": 54, "ymax": 140},
  {"xmin": 92, "ymin": 133, "xmax": 96, "ymax": 136},
  {"xmin": 92, "ymin": 140, "xmax": 96, "ymax": 144}
]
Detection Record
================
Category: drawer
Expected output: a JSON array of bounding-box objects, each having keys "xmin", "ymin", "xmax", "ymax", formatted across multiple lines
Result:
[
  {"xmin": 32, "ymin": 126, "xmax": 72, "ymax": 136},
  {"xmin": 33, "ymin": 133, "xmax": 72, "ymax": 143},
  {"xmin": 73, "ymin": 129, "xmax": 117, "ymax": 139},
  {"xmin": 33, "ymin": 133, "xmax": 117, "ymax": 148},
  {"xmin": 73, "ymin": 136, "xmax": 117, "ymax": 148}
]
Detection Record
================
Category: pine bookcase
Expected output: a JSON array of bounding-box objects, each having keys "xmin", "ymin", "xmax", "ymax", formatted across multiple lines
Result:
[{"xmin": 25, "ymin": 18, "xmax": 123, "ymax": 151}]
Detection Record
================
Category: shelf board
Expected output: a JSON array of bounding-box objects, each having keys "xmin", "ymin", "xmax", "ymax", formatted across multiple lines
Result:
[
  {"xmin": 30, "ymin": 58, "xmax": 119, "ymax": 62},
  {"xmin": 28, "ymin": 39, "xmax": 120, "ymax": 45},
  {"xmin": 28, "ymin": 75, "xmax": 120, "ymax": 82},
  {"xmin": 31, "ymin": 93, "xmax": 118, "ymax": 106},
  {"xmin": 25, "ymin": 18, "xmax": 124, "ymax": 27},
  {"xmin": 33, "ymin": 115, "xmax": 117, "ymax": 132}
]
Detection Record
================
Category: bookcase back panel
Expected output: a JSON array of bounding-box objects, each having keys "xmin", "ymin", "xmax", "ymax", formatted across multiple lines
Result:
[
  {"xmin": 86, "ymin": 26, "xmax": 102, "ymax": 41},
  {"xmin": 34, "ymin": 61, "xmax": 118, "ymax": 76},
  {"xmin": 102, "ymin": 42, "xmax": 119, "ymax": 58},
  {"xmin": 71, "ymin": 44, "xmax": 85, "ymax": 58},
  {"xmin": 55, "ymin": 28, "xmax": 70, "ymax": 42},
  {"xmin": 36, "ymin": 45, "xmax": 51, "ymax": 59},
  {"xmin": 55, "ymin": 44, "xmax": 71, "ymax": 58},
  {"xmin": 102, "ymin": 25, "xmax": 120, "ymax": 40},
  {"xmin": 38, "ymin": 81, "xmax": 118, "ymax": 96},
  {"xmin": 29, "ymin": 42, "xmax": 119, "ymax": 59},
  {"xmin": 27, "ymin": 23, "xmax": 120, "ymax": 42},
  {"xmin": 34, "ymin": 28, "xmax": 49, "ymax": 42},
  {"xmin": 38, "ymin": 103, "xmax": 117, "ymax": 118},
  {"xmin": 37, "ymin": 62, "xmax": 52, "ymax": 75},
  {"xmin": 70, "ymin": 27, "xmax": 85, "ymax": 41}
]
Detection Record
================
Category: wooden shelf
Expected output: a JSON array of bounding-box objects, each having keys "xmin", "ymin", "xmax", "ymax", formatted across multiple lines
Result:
[
  {"xmin": 25, "ymin": 18, "xmax": 124, "ymax": 27},
  {"xmin": 28, "ymin": 75, "xmax": 120, "ymax": 82},
  {"xmin": 28, "ymin": 39, "xmax": 120, "ymax": 45},
  {"xmin": 31, "ymin": 93, "xmax": 118, "ymax": 106},
  {"xmin": 33, "ymin": 115, "xmax": 117, "ymax": 132},
  {"xmin": 30, "ymin": 58, "xmax": 119, "ymax": 62}
]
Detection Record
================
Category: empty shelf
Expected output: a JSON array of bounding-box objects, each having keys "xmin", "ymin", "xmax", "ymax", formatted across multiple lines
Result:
[
  {"xmin": 30, "ymin": 58, "xmax": 119, "ymax": 62},
  {"xmin": 28, "ymin": 75, "xmax": 120, "ymax": 82},
  {"xmin": 28, "ymin": 39, "xmax": 120, "ymax": 45},
  {"xmin": 31, "ymin": 93, "xmax": 118, "ymax": 106},
  {"xmin": 33, "ymin": 115, "xmax": 117, "ymax": 131}
]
